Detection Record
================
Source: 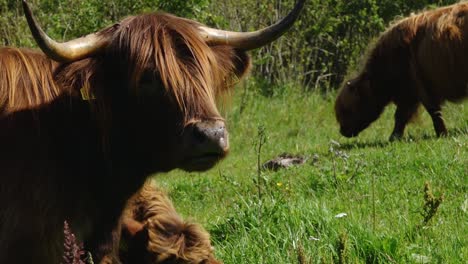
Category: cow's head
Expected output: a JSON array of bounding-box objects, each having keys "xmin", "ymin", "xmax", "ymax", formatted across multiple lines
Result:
[
  {"xmin": 335, "ymin": 72, "xmax": 383, "ymax": 138},
  {"xmin": 23, "ymin": 0, "xmax": 304, "ymax": 173}
]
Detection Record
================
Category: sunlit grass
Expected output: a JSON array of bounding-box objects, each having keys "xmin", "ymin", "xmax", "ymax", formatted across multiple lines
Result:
[{"xmin": 153, "ymin": 86, "xmax": 467, "ymax": 263}]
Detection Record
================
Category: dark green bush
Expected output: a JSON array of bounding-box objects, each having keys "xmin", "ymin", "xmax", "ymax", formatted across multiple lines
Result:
[
  {"xmin": 0, "ymin": 0, "xmax": 458, "ymax": 91},
  {"xmin": 204, "ymin": 0, "xmax": 457, "ymax": 91}
]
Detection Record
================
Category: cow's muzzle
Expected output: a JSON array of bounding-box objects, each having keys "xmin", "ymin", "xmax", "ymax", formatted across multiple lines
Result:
[
  {"xmin": 181, "ymin": 120, "xmax": 229, "ymax": 172},
  {"xmin": 340, "ymin": 126, "xmax": 359, "ymax": 138}
]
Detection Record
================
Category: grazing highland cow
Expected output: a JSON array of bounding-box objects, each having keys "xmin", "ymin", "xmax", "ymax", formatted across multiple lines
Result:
[
  {"xmin": 0, "ymin": 1, "xmax": 304, "ymax": 263},
  {"xmin": 119, "ymin": 182, "xmax": 220, "ymax": 264},
  {"xmin": 335, "ymin": 2, "xmax": 468, "ymax": 140}
]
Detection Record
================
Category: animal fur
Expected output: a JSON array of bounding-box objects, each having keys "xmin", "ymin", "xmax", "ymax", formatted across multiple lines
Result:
[
  {"xmin": 0, "ymin": 12, "xmax": 249, "ymax": 264},
  {"xmin": 335, "ymin": 2, "xmax": 468, "ymax": 140},
  {"xmin": 118, "ymin": 182, "xmax": 221, "ymax": 264}
]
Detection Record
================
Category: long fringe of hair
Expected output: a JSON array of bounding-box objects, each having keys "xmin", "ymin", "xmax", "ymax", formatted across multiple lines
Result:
[
  {"xmin": 103, "ymin": 12, "xmax": 248, "ymax": 124},
  {"xmin": 0, "ymin": 48, "xmax": 62, "ymax": 115}
]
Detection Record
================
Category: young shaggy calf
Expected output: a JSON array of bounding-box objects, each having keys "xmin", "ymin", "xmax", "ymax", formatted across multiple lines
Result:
[
  {"xmin": 118, "ymin": 183, "xmax": 220, "ymax": 264},
  {"xmin": 335, "ymin": 2, "xmax": 468, "ymax": 140}
]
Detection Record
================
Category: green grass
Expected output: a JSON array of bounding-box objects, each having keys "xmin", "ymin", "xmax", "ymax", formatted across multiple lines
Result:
[{"xmin": 153, "ymin": 86, "xmax": 467, "ymax": 263}]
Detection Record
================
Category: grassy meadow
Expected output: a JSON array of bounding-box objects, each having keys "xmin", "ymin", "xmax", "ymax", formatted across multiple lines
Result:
[{"xmin": 153, "ymin": 86, "xmax": 467, "ymax": 263}]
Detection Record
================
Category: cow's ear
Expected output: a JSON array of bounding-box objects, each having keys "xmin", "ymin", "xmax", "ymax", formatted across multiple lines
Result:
[
  {"xmin": 345, "ymin": 80, "xmax": 359, "ymax": 95},
  {"xmin": 122, "ymin": 217, "xmax": 145, "ymax": 237},
  {"xmin": 360, "ymin": 78, "xmax": 371, "ymax": 96},
  {"xmin": 344, "ymin": 80, "xmax": 354, "ymax": 91},
  {"xmin": 211, "ymin": 46, "xmax": 251, "ymax": 80},
  {"xmin": 351, "ymin": 73, "xmax": 370, "ymax": 96},
  {"xmin": 232, "ymin": 50, "xmax": 251, "ymax": 79}
]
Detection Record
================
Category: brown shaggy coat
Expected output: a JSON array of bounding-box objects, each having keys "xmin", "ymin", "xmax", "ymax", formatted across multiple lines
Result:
[
  {"xmin": 335, "ymin": 2, "xmax": 468, "ymax": 140},
  {"xmin": 0, "ymin": 13, "xmax": 249, "ymax": 264},
  {"xmin": 116, "ymin": 182, "xmax": 220, "ymax": 264}
]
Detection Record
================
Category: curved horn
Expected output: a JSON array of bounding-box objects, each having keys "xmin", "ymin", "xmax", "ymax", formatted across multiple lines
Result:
[
  {"xmin": 198, "ymin": 0, "xmax": 305, "ymax": 50},
  {"xmin": 22, "ymin": 0, "xmax": 110, "ymax": 62}
]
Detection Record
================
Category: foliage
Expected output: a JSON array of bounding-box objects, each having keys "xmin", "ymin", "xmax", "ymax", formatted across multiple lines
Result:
[
  {"xmin": 0, "ymin": 0, "xmax": 209, "ymax": 47},
  {"xmin": 62, "ymin": 221, "xmax": 88, "ymax": 264},
  {"xmin": 421, "ymin": 181, "xmax": 444, "ymax": 226},
  {"xmin": 0, "ymin": 0, "xmax": 460, "ymax": 91},
  {"xmin": 206, "ymin": 0, "xmax": 458, "ymax": 91}
]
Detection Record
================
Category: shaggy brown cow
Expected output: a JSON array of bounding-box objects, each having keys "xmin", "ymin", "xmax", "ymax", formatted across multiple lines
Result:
[
  {"xmin": 117, "ymin": 182, "xmax": 220, "ymax": 264},
  {"xmin": 0, "ymin": 1, "xmax": 304, "ymax": 263},
  {"xmin": 335, "ymin": 2, "xmax": 468, "ymax": 140}
]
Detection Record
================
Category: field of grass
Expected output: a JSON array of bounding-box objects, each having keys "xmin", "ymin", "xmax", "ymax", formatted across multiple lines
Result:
[{"xmin": 153, "ymin": 86, "xmax": 467, "ymax": 263}]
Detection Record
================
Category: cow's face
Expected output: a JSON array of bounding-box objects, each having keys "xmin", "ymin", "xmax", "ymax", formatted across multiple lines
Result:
[
  {"xmin": 106, "ymin": 14, "xmax": 250, "ymax": 173},
  {"xmin": 23, "ymin": 0, "xmax": 303, "ymax": 173},
  {"xmin": 131, "ymin": 71, "xmax": 230, "ymax": 173},
  {"xmin": 335, "ymin": 74, "xmax": 381, "ymax": 138}
]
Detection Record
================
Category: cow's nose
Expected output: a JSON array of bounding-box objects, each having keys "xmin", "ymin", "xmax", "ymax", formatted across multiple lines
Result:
[
  {"xmin": 191, "ymin": 120, "xmax": 229, "ymax": 153},
  {"xmin": 181, "ymin": 120, "xmax": 229, "ymax": 172}
]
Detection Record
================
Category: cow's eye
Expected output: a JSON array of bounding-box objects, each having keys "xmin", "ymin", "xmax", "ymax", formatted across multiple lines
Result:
[
  {"xmin": 140, "ymin": 71, "xmax": 155, "ymax": 85},
  {"xmin": 139, "ymin": 71, "xmax": 166, "ymax": 97}
]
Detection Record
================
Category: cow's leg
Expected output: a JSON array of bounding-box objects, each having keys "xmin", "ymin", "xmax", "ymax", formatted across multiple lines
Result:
[
  {"xmin": 417, "ymin": 87, "xmax": 447, "ymax": 136},
  {"xmin": 409, "ymin": 60, "xmax": 447, "ymax": 137},
  {"xmin": 390, "ymin": 101, "xmax": 419, "ymax": 141},
  {"xmin": 424, "ymin": 105, "xmax": 447, "ymax": 137},
  {"xmin": 417, "ymin": 87, "xmax": 447, "ymax": 137}
]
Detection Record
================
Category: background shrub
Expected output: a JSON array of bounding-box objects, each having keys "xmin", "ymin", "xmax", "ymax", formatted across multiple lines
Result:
[{"xmin": 0, "ymin": 0, "xmax": 458, "ymax": 91}]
